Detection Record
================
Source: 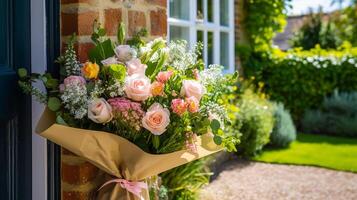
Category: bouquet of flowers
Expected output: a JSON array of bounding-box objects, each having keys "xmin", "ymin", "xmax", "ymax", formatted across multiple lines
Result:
[{"xmin": 19, "ymin": 22, "xmax": 239, "ymax": 199}]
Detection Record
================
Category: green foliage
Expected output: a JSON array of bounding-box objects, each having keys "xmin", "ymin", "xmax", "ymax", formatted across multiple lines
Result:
[
  {"xmin": 235, "ymin": 87, "xmax": 275, "ymax": 157},
  {"xmin": 291, "ymin": 9, "xmax": 342, "ymax": 50},
  {"xmin": 331, "ymin": 1, "xmax": 357, "ymax": 46},
  {"xmin": 269, "ymin": 103, "xmax": 296, "ymax": 147},
  {"xmin": 160, "ymin": 159, "xmax": 212, "ymax": 200},
  {"xmin": 243, "ymin": 0, "xmax": 290, "ymax": 51},
  {"xmin": 245, "ymin": 45, "xmax": 357, "ymax": 121},
  {"xmin": 302, "ymin": 91, "xmax": 357, "ymax": 137}
]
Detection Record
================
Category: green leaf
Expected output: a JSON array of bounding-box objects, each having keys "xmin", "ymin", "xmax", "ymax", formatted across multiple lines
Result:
[
  {"xmin": 210, "ymin": 119, "xmax": 221, "ymax": 133},
  {"xmin": 109, "ymin": 64, "xmax": 126, "ymax": 82},
  {"xmin": 213, "ymin": 135, "xmax": 222, "ymax": 145},
  {"xmin": 88, "ymin": 39, "xmax": 115, "ymax": 63},
  {"xmin": 117, "ymin": 22, "xmax": 126, "ymax": 45},
  {"xmin": 98, "ymin": 28, "xmax": 106, "ymax": 36},
  {"xmin": 153, "ymin": 135, "xmax": 160, "ymax": 149},
  {"xmin": 18, "ymin": 68, "xmax": 28, "ymax": 78},
  {"xmin": 56, "ymin": 115, "xmax": 68, "ymax": 126},
  {"xmin": 48, "ymin": 97, "xmax": 61, "ymax": 112}
]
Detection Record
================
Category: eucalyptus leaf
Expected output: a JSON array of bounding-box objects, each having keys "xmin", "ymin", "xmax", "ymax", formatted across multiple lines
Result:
[
  {"xmin": 210, "ymin": 119, "xmax": 221, "ymax": 133},
  {"xmin": 18, "ymin": 68, "xmax": 28, "ymax": 78},
  {"xmin": 56, "ymin": 115, "xmax": 68, "ymax": 126},
  {"xmin": 48, "ymin": 97, "xmax": 61, "ymax": 112},
  {"xmin": 213, "ymin": 135, "xmax": 222, "ymax": 145}
]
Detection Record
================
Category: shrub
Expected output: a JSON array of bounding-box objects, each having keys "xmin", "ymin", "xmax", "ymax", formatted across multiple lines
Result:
[
  {"xmin": 245, "ymin": 44, "xmax": 357, "ymax": 121},
  {"xmin": 236, "ymin": 88, "xmax": 275, "ymax": 156},
  {"xmin": 302, "ymin": 91, "xmax": 357, "ymax": 137},
  {"xmin": 269, "ymin": 103, "xmax": 296, "ymax": 147}
]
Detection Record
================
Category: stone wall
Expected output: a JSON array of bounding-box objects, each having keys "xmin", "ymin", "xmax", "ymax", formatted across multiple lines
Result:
[{"xmin": 60, "ymin": 0, "xmax": 167, "ymax": 199}]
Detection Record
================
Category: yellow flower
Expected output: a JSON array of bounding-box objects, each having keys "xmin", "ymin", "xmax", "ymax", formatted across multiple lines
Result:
[
  {"xmin": 82, "ymin": 62, "xmax": 100, "ymax": 79},
  {"xmin": 151, "ymin": 81, "xmax": 164, "ymax": 97}
]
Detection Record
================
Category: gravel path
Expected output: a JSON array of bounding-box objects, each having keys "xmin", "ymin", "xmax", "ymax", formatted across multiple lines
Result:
[{"xmin": 201, "ymin": 160, "xmax": 357, "ymax": 200}]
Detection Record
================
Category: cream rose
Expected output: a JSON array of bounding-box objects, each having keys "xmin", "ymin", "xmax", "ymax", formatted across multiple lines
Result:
[
  {"xmin": 142, "ymin": 103, "xmax": 170, "ymax": 135},
  {"xmin": 101, "ymin": 56, "xmax": 119, "ymax": 66},
  {"xmin": 126, "ymin": 58, "xmax": 147, "ymax": 75},
  {"xmin": 88, "ymin": 98, "xmax": 113, "ymax": 124},
  {"xmin": 125, "ymin": 74, "xmax": 151, "ymax": 102},
  {"xmin": 115, "ymin": 45, "xmax": 137, "ymax": 62},
  {"xmin": 180, "ymin": 80, "xmax": 206, "ymax": 101}
]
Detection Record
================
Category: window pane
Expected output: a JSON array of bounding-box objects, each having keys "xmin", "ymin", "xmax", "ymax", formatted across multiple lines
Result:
[
  {"xmin": 220, "ymin": 0, "xmax": 229, "ymax": 26},
  {"xmin": 207, "ymin": 0, "xmax": 213, "ymax": 22},
  {"xmin": 207, "ymin": 31, "xmax": 214, "ymax": 65},
  {"xmin": 197, "ymin": 0, "xmax": 204, "ymax": 20},
  {"xmin": 169, "ymin": 0, "xmax": 190, "ymax": 20},
  {"xmin": 197, "ymin": 30, "xmax": 204, "ymax": 60},
  {"xmin": 220, "ymin": 32, "xmax": 229, "ymax": 70},
  {"xmin": 169, "ymin": 25, "xmax": 189, "ymax": 42},
  {"xmin": 0, "ymin": 0, "xmax": 9, "ymax": 66}
]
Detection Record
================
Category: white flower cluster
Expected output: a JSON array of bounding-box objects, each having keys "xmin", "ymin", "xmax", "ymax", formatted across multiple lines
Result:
[
  {"xmin": 90, "ymin": 80, "xmax": 104, "ymax": 99},
  {"xmin": 199, "ymin": 64, "xmax": 224, "ymax": 86},
  {"xmin": 106, "ymin": 79, "xmax": 125, "ymax": 98},
  {"xmin": 167, "ymin": 40, "xmax": 199, "ymax": 71},
  {"xmin": 281, "ymin": 55, "xmax": 357, "ymax": 69},
  {"xmin": 61, "ymin": 82, "xmax": 88, "ymax": 119},
  {"xmin": 200, "ymin": 101, "xmax": 228, "ymax": 124}
]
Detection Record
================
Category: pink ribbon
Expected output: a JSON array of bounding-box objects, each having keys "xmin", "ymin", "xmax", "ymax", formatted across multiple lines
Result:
[{"xmin": 98, "ymin": 178, "xmax": 148, "ymax": 198}]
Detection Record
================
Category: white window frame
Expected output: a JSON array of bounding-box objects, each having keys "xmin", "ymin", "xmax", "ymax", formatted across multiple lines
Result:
[{"xmin": 167, "ymin": 0, "xmax": 235, "ymax": 74}]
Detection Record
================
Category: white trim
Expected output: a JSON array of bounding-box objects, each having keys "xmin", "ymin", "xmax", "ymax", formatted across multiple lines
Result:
[
  {"xmin": 167, "ymin": 0, "xmax": 235, "ymax": 73},
  {"xmin": 31, "ymin": 0, "xmax": 47, "ymax": 199}
]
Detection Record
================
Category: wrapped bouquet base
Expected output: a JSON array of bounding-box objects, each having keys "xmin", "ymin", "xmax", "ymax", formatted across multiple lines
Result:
[{"xmin": 36, "ymin": 109, "xmax": 222, "ymax": 200}]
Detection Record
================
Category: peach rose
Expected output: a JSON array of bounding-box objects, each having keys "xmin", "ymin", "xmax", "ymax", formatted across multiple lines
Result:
[
  {"xmin": 82, "ymin": 62, "xmax": 100, "ymax": 79},
  {"xmin": 151, "ymin": 81, "xmax": 164, "ymax": 97},
  {"xmin": 125, "ymin": 74, "xmax": 151, "ymax": 102},
  {"xmin": 115, "ymin": 45, "xmax": 136, "ymax": 62},
  {"xmin": 126, "ymin": 58, "xmax": 147, "ymax": 76},
  {"xmin": 142, "ymin": 103, "xmax": 170, "ymax": 135},
  {"xmin": 186, "ymin": 96, "xmax": 199, "ymax": 113},
  {"xmin": 88, "ymin": 98, "xmax": 113, "ymax": 124},
  {"xmin": 180, "ymin": 80, "xmax": 205, "ymax": 101},
  {"xmin": 171, "ymin": 98, "xmax": 187, "ymax": 116}
]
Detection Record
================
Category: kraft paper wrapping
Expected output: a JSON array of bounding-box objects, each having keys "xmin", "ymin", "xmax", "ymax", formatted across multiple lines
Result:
[{"xmin": 36, "ymin": 109, "xmax": 222, "ymax": 200}]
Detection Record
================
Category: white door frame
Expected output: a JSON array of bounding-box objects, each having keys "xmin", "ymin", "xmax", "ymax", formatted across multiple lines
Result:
[{"xmin": 31, "ymin": 0, "xmax": 48, "ymax": 199}]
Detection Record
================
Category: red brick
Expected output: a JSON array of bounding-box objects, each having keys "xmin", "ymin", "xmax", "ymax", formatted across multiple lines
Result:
[
  {"xmin": 145, "ymin": 0, "xmax": 166, "ymax": 7},
  {"xmin": 62, "ymin": 161, "xmax": 99, "ymax": 185},
  {"xmin": 76, "ymin": 42, "xmax": 95, "ymax": 62},
  {"xmin": 104, "ymin": 8, "xmax": 122, "ymax": 36},
  {"xmin": 62, "ymin": 191, "xmax": 92, "ymax": 200},
  {"xmin": 150, "ymin": 9, "xmax": 167, "ymax": 36},
  {"xmin": 128, "ymin": 11, "xmax": 146, "ymax": 36},
  {"xmin": 61, "ymin": 0, "xmax": 91, "ymax": 4},
  {"xmin": 61, "ymin": 11, "xmax": 98, "ymax": 36}
]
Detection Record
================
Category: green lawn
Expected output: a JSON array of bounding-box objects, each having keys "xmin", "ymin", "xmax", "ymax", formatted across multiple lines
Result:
[{"xmin": 253, "ymin": 133, "xmax": 357, "ymax": 173}]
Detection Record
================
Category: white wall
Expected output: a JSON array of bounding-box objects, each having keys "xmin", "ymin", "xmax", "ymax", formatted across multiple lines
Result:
[{"xmin": 31, "ymin": 0, "xmax": 47, "ymax": 199}]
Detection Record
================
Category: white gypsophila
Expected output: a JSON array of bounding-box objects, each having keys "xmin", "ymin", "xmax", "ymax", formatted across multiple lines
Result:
[
  {"xmin": 90, "ymin": 80, "xmax": 104, "ymax": 98},
  {"xmin": 106, "ymin": 79, "xmax": 125, "ymax": 98},
  {"xmin": 167, "ymin": 40, "xmax": 199, "ymax": 71},
  {"xmin": 199, "ymin": 64, "xmax": 224, "ymax": 86},
  {"xmin": 61, "ymin": 82, "xmax": 88, "ymax": 119},
  {"xmin": 200, "ymin": 101, "xmax": 229, "ymax": 126}
]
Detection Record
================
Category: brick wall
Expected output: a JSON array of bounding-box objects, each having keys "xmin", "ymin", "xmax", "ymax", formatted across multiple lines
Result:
[{"xmin": 60, "ymin": 0, "xmax": 167, "ymax": 199}]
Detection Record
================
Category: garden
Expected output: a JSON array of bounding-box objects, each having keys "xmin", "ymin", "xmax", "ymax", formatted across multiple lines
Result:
[{"xmin": 18, "ymin": 0, "xmax": 357, "ymax": 199}]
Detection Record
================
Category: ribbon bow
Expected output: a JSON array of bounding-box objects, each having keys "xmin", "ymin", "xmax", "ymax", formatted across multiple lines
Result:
[{"xmin": 98, "ymin": 178, "xmax": 148, "ymax": 198}]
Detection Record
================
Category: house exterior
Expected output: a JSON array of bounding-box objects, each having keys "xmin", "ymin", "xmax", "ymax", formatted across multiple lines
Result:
[{"xmin": 0, "ymin": 0, "xmax": 242, "ymax": 199}]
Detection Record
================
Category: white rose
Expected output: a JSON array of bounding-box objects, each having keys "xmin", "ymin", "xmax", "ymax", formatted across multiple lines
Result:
[
  {"xmin": 180, "ymin": 80, "xmax": 206, "ymax": 101},
  {"xmin": 125, "ymin": 74, "xmax": 151, "ymax": 102},
  {"xmin": 115, "ymin": 45, "xmax": 137, "ymax": 62},
  {"xmin": 142, "ymin": 103, "xmax": 170, "ymax": 135},
  {"xmin": 126, "ymin": 58, "xmax": 147, "ymax": 76},
  {"xmin": 101, "ymin": 57, "xmax": 119, "ymax": 66},
  {"xmin": 88, "ymin": 98, "xmax": 113, "ymax": 124}
]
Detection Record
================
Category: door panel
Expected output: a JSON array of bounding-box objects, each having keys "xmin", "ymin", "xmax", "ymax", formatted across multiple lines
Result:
[{"xmin": 0, "ymin": 0, "xmax": 32, "ymax": 199}]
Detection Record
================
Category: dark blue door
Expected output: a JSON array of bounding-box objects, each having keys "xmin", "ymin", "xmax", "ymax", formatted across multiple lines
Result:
[{"xmin": 0, "ymin": 0, "xmax": 32, "ymax": 199}]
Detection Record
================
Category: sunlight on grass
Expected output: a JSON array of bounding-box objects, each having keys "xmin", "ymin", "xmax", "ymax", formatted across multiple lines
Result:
[{"xmin": 253, "ymin": 133, "xmax": 357, "ymax": 173}]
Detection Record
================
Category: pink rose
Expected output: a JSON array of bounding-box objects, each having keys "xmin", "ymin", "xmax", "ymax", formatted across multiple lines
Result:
[
  {"xmin": 180, "ymin": 80, "xmax": 205, "ymax": 101},
  {"xmin": 115, "ymin": 45, "xmax": 136, "ymax": 62},
  {"xmin": 88, "ymin": 98, "xmax": 113, "ymax": 124},
  {"xmin": 101, "ymin": 57, "xmax": 119, "ymax": 66},
  {"xmin": 126, "ymin": 58, "xmax": 147, "ymax": 76},
  {"xmin": 125, "ymin": 74, "xmax": 151, "ymax": 102},
  {"xmin": 156, "ymin": 71, "xmax": 173, "ymax": 83},
  {"xmin": 63, "ymin": 75, "xmax": 86, "ymax": 86},
  {"xmin": 171, "ymin": 98, "xmax": 187, "ymax": 116},
  {"xmin": 186, "ymin": 96, "xmax": 199, "ymax": 113},
  {"xmin": 142, "ymin": 103, "xmax": 170, "ymax": 135}
]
